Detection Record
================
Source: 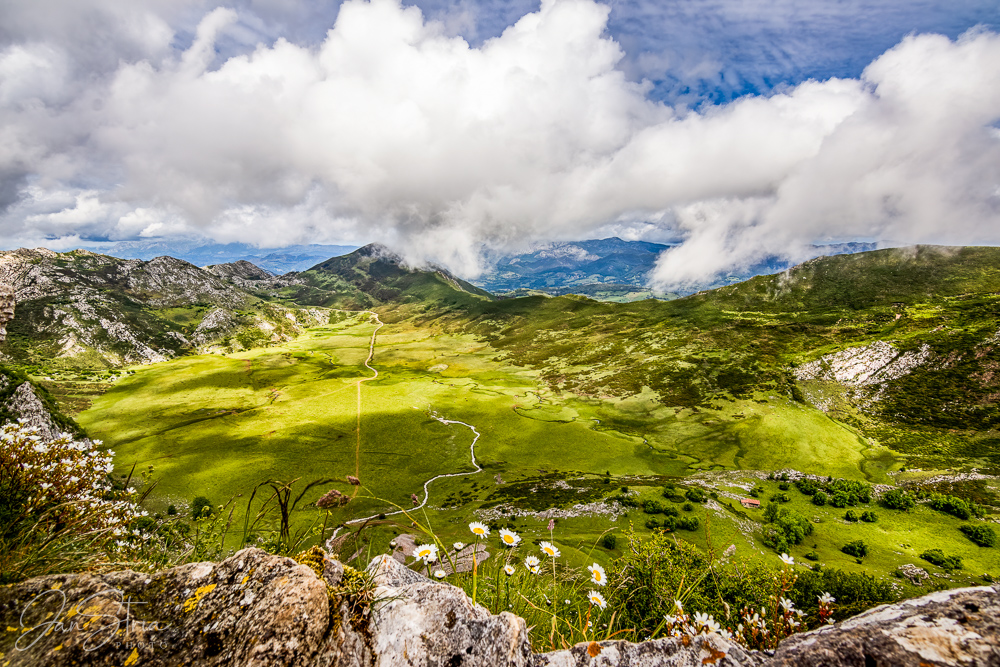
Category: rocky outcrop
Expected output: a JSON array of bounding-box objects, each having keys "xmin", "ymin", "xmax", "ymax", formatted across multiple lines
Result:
[
  {"xmin": 2, "ymin": 381, "xmax": 63, "ymax": 441},
  {"xmin": 0, "ymin": 248, "xmax": 330, "ymax": 365},
  {"xmin": 0, "ymin": 283, "xmax": 13, "ymax": 343},
  {"xmin": 1, "ymin": 549, "xmax": 998, "ymax": 667},
  {"xmin": 766, "ymin": 585, "xmax": 1000, "ymax": 666},
  {"xmin": 794, "ymin": 340, "xmax": 932, "ymax": 388}
]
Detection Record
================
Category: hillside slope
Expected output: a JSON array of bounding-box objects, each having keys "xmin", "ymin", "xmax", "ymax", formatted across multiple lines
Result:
[{"xmin": 0, "ymin": 249, "xmax": 330, "ymax": 369}]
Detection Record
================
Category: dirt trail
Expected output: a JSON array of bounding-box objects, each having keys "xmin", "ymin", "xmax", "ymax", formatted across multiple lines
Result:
[{"xmin": 354, "ymin": 312, "xmax": 383, "ymax": 477}]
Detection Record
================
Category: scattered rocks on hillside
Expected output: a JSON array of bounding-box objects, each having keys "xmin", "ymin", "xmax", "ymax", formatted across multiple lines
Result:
[
  {"xmin": 897, "ymin": 563, "xmax": 931, "ymax": 585},
  {"xmin": 794, "ymin": 340, "xmax": 932, "ymax": 389}
]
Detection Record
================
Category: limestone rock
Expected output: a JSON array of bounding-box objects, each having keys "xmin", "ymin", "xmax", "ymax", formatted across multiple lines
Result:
[
  {"xmin": 767, "ymin": 585, "xmax": 1000, "ymax": 666},
  {"xmin": 0, "ymin": 547, "xmax": 337, "ymax": 667},
  {"xmin": 367, "ymin": 554, "xmax": 534, "ymax": 666},
  {"xmin": 4, "ymin": 382, "xmax": 62, "ymax": 442},
  {"xmin": 0, "ymin": 283, "xmax": 13, "ymax": 343},
  {"xmin": 535, "ymin": 635, "xmax": 761, "ymax": 666}
]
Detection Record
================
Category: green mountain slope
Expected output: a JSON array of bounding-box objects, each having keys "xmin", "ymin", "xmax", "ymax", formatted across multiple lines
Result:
[{"xmin": 273, "ymin": 244, "xmax": 495, "ymax": 314}]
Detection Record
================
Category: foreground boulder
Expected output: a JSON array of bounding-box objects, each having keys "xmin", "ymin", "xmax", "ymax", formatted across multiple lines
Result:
[{"xmin": 0, "ymin": 548, "xmax": 997, "ymax": 666}]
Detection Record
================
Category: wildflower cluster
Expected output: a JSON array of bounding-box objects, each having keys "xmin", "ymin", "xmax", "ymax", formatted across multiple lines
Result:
[{"xmin": 0, "ymin": 421, "xmax": 141, "ymax": 538}]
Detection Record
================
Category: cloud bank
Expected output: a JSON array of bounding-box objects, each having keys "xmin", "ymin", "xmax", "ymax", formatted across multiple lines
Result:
[{"xmin": 1, "ymin": 0, "xmax": 999, "ymax": 286}]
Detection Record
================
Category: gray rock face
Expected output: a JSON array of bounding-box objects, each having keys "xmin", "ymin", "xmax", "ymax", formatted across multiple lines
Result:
[
  {"xmin": 536, "ymin": 635, "xmax": 761, "ymax": 667},
  {"xmin": 0, "ymin": 282, "xmax": 14, "ymax": 342},
  {"xmin": 1, "ymin": 549, "xmax": 997, "ymax": 667},
  {"xmin": 767, "ymin": 585, "xmax": 1000, "ymax": 666},
  {"xmin": 4, "ymin": 382, "xmax": 62, "ymax": 441},
  {"xmin": 367, "ymin": 555, "xmax": 534, "ymax": 667}
]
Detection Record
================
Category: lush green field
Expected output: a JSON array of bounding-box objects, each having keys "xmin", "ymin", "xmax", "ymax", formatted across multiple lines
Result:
[{"xmin": 78, "ymin": 308, "xmax": 998, "ymax": 588}]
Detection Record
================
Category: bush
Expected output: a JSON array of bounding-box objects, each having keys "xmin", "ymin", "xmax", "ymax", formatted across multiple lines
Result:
[
  {"xmin": 841, "ymin": 540, "xmax": 869, "ymax": 559},
  {"xmin": 0, "ymin": 422, "xmax": 141, "ymax": 584},
  {"xmin": 682, "ymin": 502, "xmax": 694, "ymax": 512},
  {"xmin": 928, "ymin": 494, "xmax": 981, "ymax": 520},
  {"xmin": 827, "ymin": 479, "xmax": 871, "ymax": 506},
  {"xmin": 677, "ymin": 516, "xmax": 700, "ymax": 531},
  {"xmin": 191, "ymin": 496, "xmax": 214, "ymax": 518},
  {"xmin": 684, "ymin": 488, "xmax": 706, "ymax": 503},
  {"xmin": 812, "ymin": 491, "xmax": 828, "ymax": 506},
  {"xmin": 844, "ymin": 510, "xmax": 858, "ymax": 522},
  {"xmin": 959, "ymin": 523, "xmax": 996, "ymax": 547},
  {"xmin": 795, "ymin": 478, "xmax": 819, "ymax": 496},
  {"xmin": 920, "ymin": 548, "xmax": 963, "ymax": 571},
  {"xmin": 771, "ymin": 493, "xmax": 791, "ymax": 503},
  {"xmin": 792, "ymin": 568, "xmax": 896, "ymax": 619},
  {"xmin": 601, "ymin": 534, "xmax": 617, "ymax": 550},
  {"xmin": 860, "ymin": 511, "xmax": 877, "ymax": 523},
  {"xmin": 804, "ymin": 551, "xmax": 819, "ymax": 561},
  {"xmin": 761, "ymin": 503, "xmax": 814, "ymax": 553},
  {"xmin": 643, "ymin": 499, "xmax": 665, "ymax": 514},
  {"xmin": 778, "ymin": 482, "xmax": 790, "ymax": 491},
  {"xmin": 166, "ymin": 504, "xmax": 178, "ymax": 516},
  {"xmin": 880, "ymin": 488, "xmax": 915, "ymax": 511}
]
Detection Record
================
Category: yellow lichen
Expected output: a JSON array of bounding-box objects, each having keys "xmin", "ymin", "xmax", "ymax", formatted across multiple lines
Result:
[
  {"xmin": 294, "ymin": 546, "xmax": 327, "ymax": 579},
  {"xmin": 123, "ymin": 647, "xmax": 139, "ymax": 666},
  {"xmin": 182, "ymin": 584, "xmax": 217, "ymax": 613}
]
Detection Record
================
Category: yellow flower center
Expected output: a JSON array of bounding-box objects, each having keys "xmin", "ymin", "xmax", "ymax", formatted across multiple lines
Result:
[{"xmin": 503, "ymin": 535, "xmax": 514, "ymax": 543}]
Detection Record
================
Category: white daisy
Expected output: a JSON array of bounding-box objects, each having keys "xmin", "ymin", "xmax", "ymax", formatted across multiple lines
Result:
[
  {"xmin": 587, "ymin": 591, "xmax": 607, "ymax": 609},
  {"xmin": 469, "ymin": 522, "xmax": 490, "ymax": 538},
  {"xmin": 453, "ymin": 542, "xmax": 465, "ymax": 551},
  {"xmin": 503, "ymin": 564, "xmax": 515, "ymax": 576},
  {"xmin": 588, "ymin": 563, "xmax": 607, "ymax": 586},
  {"xmin": 413, "ymin": 544, "xmax": 439, "ymax": 563},
  {"xmin": 779, "ymin": 553, "xmax": 794, "ymax": 566},
  {"xmin": 434, "ymin": 570, "xmax": 446, "ymax": 579},
  {"xmin": 498, "ymin": 528, "xmax": 521, "ymax": 547},
  {"xmin": 539, "ymin": 541, "xmax": 560, "ymax": 558}
]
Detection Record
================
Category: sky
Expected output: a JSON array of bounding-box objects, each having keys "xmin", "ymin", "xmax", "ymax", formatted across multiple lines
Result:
[{"xmin": 1, "ymin": 0, "xmax": 998, "ymax": 287}]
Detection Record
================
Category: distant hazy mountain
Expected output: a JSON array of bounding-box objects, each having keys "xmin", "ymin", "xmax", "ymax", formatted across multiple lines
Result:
[
  {"xmin": 472, "ymin": 238, "xmax": 879, "ymax": 299},
  {"xmin": 95, "ymin": 240, "xmax": 358, "ymax": 274}
]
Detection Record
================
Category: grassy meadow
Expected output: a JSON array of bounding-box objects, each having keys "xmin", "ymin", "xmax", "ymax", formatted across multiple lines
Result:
[{"xmin": 77, "ymin": 308, "xmax": 998, "ymax": 588}]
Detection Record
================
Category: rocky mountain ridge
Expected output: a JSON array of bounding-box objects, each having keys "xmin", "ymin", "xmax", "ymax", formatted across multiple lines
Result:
[
  {"xmin": 0, "ymin": 248, "xmax": 332, "ymax": 367},
  {"xmin": 1, "ymin": 547, "xmax": 996, "ymax": 666}
]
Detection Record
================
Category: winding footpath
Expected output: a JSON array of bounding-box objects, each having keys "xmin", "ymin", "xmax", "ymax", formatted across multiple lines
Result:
[
  {"xmin": 354, "ymin": 311, "xmax": 384, "ymax": 477},
  {"xmin": 327, "ymin": 310, "xmax": 485, "ymax": 545}
]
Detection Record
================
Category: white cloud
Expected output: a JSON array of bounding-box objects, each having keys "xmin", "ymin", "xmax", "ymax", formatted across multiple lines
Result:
[{"xmin": 1, "ymin": 0, "xmax": 999, "ymax": 286}]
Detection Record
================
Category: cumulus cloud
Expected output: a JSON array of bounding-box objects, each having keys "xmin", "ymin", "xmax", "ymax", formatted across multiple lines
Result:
[{"xmin": 1, "ymin": 0, "xmax": 999, "ymax": 286}]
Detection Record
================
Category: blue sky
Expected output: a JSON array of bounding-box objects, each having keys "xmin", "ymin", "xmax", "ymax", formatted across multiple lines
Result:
[{"xmin": 1, "ymin": 0, "xmax": 998, "ymax": 285}]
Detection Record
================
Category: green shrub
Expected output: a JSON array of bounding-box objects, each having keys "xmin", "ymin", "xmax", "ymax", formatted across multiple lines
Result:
[
  {"xmin": 682, "ymin": 502, "xmax": 694, "ymax": 512},
  {"xmin": 844, "ymin": 510, "xmax": 858, "ymax": 522},
  {"xmin": 191, "ymin": 496, "xmax": 214, "ymax": 518},
  {"xmin": 928, "ymin": 494, "xmax": 981, "ymax": 520},
  {"xmin": 959, "ymin": 523, "xmax": 996, "ymax": 547},
  {"xmin": 778, "ymin": 482, "xmax": 790, "ymax": 491},
  {"xmin": 841, "ymin": 540, "xmax": 869, "ymax": 559},
  {"xmin": 920, "ymin": 548, "xmax": 963, "ymax": 571},
  {"xmin": 677, "ymin": 516, "xmax": 700, "ymax": 531},
  {"xmin": 643, "ymin": 499, "xmax": 664, "ymax": 514},
  {"xmin": 827, "ymin": 479, "xmax": 872, "ymax": 506},
  {"xmin": 684, "ymin": 488, "xmax": 706, "ymax": 503},
  {"xmin": 601, "ymin": 534, "xmax": 617, "ymax": 550},
  {"xmin": 860, "ymin": 511, "xmax": 877, "ymax": 523},
  {"xmin": 795, "ymin": 478, "xmax": 819, "ymax": 496},
  {"xmin": 761, "ymin": 503, "xmax": 814, "ymax": 553},
  {"xmin": 771, "ymin": 493, "xmax": 791, "ymax": 503},
  {"xmin": 166, "ymin": 504, "xmax": 177, "ymax": 516},
  {"xmin": 880, "ymin": 488, "xmax": 915, "ymax": 511},
  {"xmin": 812, "ymin": 491, "xmax": 828, "ymax": 506},
  {"xmin": 805, "ymin": 551, "xmax": 819, "ymax": 561}
]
